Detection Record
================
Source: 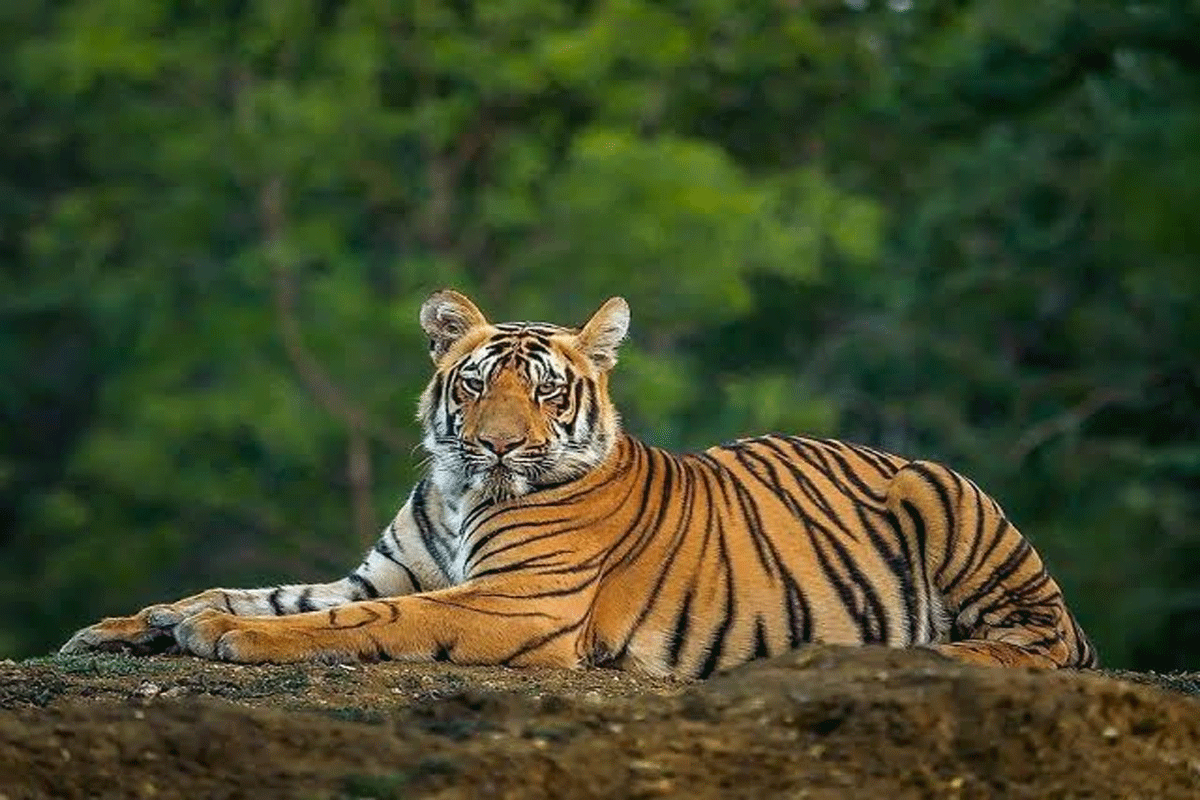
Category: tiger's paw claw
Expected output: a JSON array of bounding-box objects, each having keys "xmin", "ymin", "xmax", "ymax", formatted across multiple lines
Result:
[{"xmin": 58, "ymin": 619, "xmax": 177, "ymax": 657}]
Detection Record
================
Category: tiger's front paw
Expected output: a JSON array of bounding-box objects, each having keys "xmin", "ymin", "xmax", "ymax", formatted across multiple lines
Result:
[
  {"xmin": 59, "ymin": 607, "xmax": 181, "ymax": 656},
  {"xmin": 173, "ymin": 609, "xmax": 241, "ymax": 660},
  {"xmin": 173, "ymin": 610, "xmax": 310, "ymax": 663}
]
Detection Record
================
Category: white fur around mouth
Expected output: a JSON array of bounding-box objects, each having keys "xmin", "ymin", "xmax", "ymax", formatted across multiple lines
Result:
[{"xmin": 472, "ymin": 465, "xmax": 530, "ymax": 501}]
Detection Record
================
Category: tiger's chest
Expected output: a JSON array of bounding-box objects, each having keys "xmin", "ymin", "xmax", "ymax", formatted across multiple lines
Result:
[
  {"xmin": 417, "ymin": 478, "xmax": 480, "ymax": 586},
  {"xmin": 443, "ymin": 499, "xmax": 473, "ymax": 584}
]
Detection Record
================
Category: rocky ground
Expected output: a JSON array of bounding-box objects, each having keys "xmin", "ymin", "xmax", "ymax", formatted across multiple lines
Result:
[{"xmin": 1, "ymin": 646, "xmax": 1199, "ymax": 799}]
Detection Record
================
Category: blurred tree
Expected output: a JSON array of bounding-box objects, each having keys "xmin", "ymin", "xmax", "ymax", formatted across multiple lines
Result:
[
  {"xmin": 1, "ymin": 0, "xmax": 1196, "ymax": 670},
  {"xmin": 0, "ymin": 0, "xmax": 875, "ymax": 656},
  {"xmin": 696, "ymin": 0, "xmax": 1200, "ymax": 667}
]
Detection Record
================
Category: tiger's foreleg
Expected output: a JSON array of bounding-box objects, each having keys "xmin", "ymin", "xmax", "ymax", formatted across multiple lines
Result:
[
  {"xmin": 59, "ymin": 499, "xmax": 438, "ymax": 656},
  {"xmin": 172, "ymin": 582, "xmax": 587, "ymax": 668},
  {"xmin": 888, "ymin": 461, "xmax": 1097, "ymax": 669},
  {"xmin": 58, "ymin": 579, "xmax": 397, "ymax": 656}
]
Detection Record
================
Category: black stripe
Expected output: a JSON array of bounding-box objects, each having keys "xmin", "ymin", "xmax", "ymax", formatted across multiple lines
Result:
[
  {"xmin": 723, "ymin": 448, "xmax": 783, "ymax": 574},
  {"xmin": 465, "ymin": 515, "xmax": 576, "ymax": 566},
  {"xmin": 881, "ymin": 511, "xmax": 923, "ymax": 642},
  {"xmin": 899, "ymin": 499, "xmax": 940, "ymax": 638},
  {"xmin": 268, "ymin": 588, "xmax": 284, "ymax": 616},
  {"xmin": 500, "ymin": 616, "xmax": 587, "ymax": 665},
  {"xmin": 806, "ymin": 520, "xmax": 888, "ymax": 643},
  {"xmin": 584, "ymin": 381, "xmax": 599, "ymax": 433},
  {"xmin": 461, "ymin": 502, "xmax": 498, "ymax": 536},
  {"xmin": 836, "ymin": 440, "xmax": 900, "ymax": 482},
  {"xmin": 854, "ymin": 504, "xmax": 915, "ymax": 644},
  {"xmin": 753, "ymin": 617, "xmax": 770, "ymax": 660},
  {"xmin": 613, "ymin": 458, "xmax": 702, "ymax": 656},
  {"xmin": 612, "ymin": 447, "xmax": 679, "ymax": 569},
  {"xmin": 596, "ymin": 442, "xmax": 661, "ymax": 577},
  {"xmin": 782, "ymin": 572, "xmax": 812, "ymax": 647},
  {"xmin": 563, "ymin": 380, "xmax": 585, "ymax": 436},
  {"xmin": 788, "ymin": 437, "xmax": 892, "ymax": 504},
  {"xmin": 949, "ymin": 516, "xmax": 1011, "ymax": 608},
  {"xmin": 372, "ymin": 538, "xmax": 425, "ymax": 593},
  {"xmin": 955, "ymin": 538, "xmax": 1035, "ymax": 612},
  {"xmin": 732, "ymin": 445, "xmax": 822, "ymax": 576},
  {"xmin": 411, "ymin": 480, "xmax": 452, "ymax": 574},
  {"xmin": 901, "ymin": 499, "xmax": 929, "ymax": 578},
  {"xmin": 367, "ymin": 632, "xmax": 393, "ymax": 661},
  {"xmin": 667, "ymin": 590, "xmax": 694, "ymax": 669},
  {"xmin": 468, "ymin": 526, "xmax": 579, "ymax": 572},
  {"xmin": 737, "ymin": 441, "xmax": 891, "ymax": 642},
  {"xmin": 332, "ymin": 605, "xmax": 382, "ymax": 629},
  {"xmin": 483, "ymin": 340, "xmax": 511, "ymax": 357},
  {"xmin": 298, "ymin": 587, "xmax": 316, "ymax": 612},
  {"xmin": 944, "ymin": 482, "xmax": 989, "ymax": 590},
  {"xmin": 971, "ymin": 572, "xmax": 1053, "ymax": 627},
  {"xmin": 349, "ymin": 572, "xmax": 380, "ymax": 599},
  {"xmin": 695, "ymin": 559, "xmax": 736, "ymax": 679},
  {"xmin": 758, "ymin": 441, "xmax": 865, "ymax": 542},
  {"xmin": 467, "ymin": 572, "xmax": 602, "ymax": 601},
  {"xmin": 1020, "ymin": 634, "xmax": 1063, "ymax": 651},
  {"xmin": 469, "ymin": 549, "xmax": 573, "ymax": 579},
  {"xmin": 373, "ymin": 536, "xmax": 402, "ymax": 563},
  {"xmin": 398, "ymin": 562, "xmax": 423, "ymax": 593},
  {"xmin": 416, "ymin": 596, "xmax": 557, "ymax": 620},
  {"xmin": 908, "ymin": 463, "xmax": 958, "ymax": 583},
  {"xmin": 428, "ymin": 373, "xmax": 444, "ymax": 408}
]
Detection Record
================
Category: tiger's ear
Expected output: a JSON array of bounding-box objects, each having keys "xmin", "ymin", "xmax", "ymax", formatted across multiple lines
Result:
[
  {"xmin": 420, "ymin": 290, "xmax": 488, "ymax": 362},
  {"xmin": 575, "ymin": 297, "xmax": 630, "ymax": 372}
]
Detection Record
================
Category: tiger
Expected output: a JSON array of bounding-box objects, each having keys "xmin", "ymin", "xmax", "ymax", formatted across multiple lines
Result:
[{"xmin": 60, "ymin": 289, "xmax": 1097, "ymax": 674}]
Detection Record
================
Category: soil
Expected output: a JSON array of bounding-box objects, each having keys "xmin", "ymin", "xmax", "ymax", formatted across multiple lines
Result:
[{"xmin": 1, "ymin": 646, "xmax": 1199, "ymax": 799}]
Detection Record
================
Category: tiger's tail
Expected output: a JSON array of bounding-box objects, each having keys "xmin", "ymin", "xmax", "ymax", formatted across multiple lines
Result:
[{"xmin": 887, "ymin": 460, "xmax": 1097, "ymax": 669}]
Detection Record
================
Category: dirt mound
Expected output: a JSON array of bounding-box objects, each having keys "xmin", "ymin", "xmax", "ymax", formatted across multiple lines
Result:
[{"xmin": 1, "ymin": 647, "xmax": 1198, "ymax": 799}]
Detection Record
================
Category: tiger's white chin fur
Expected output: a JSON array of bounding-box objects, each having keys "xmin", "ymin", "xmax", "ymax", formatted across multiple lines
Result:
[{"xmin": 471, "ymin": 467, "xmax": 531, "ymax": 502}]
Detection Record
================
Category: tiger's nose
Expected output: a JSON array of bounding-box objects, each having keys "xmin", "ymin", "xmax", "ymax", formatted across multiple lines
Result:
[{"xmin": 479, "ymin": 432, "xmax": 526, "ymax": 457}]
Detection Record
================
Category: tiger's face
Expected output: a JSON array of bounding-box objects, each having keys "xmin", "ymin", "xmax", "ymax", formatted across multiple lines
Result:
[{"xmin": 417, "ymin": 290, "xmax": 630, "ymax": 502}]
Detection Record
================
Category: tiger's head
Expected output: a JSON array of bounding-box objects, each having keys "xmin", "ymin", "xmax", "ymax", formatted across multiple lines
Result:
[{"xmin": 417, "ymin": 290, "xmax": 630, "ymax": 502}]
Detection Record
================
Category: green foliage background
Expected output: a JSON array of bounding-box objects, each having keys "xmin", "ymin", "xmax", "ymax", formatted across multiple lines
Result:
[{"xmin": 2, "ymin": 0, "xmax": 1197, "ymax": 669}]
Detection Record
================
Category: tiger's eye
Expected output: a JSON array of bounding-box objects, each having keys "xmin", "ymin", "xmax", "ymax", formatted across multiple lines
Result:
[
  {"xmin": 537, "ymin": 380, "xmax": 564, "ymax": 399},
  {"xmin": 462, "ymin": 376, "xmax": 484, "ymax": 393}
]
